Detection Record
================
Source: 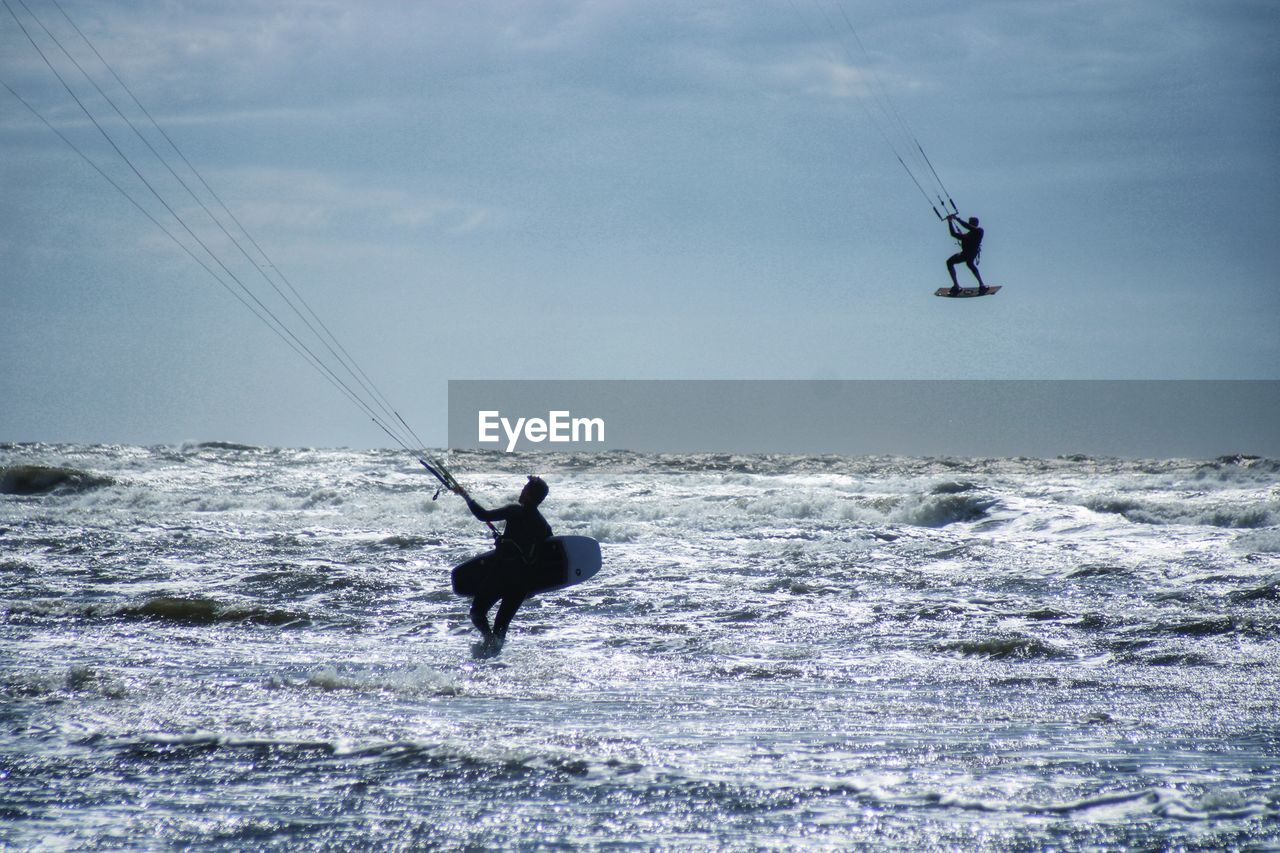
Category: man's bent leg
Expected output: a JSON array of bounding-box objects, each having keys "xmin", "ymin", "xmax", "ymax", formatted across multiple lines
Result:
[
  {"xmin": 492, "ymin": 592, "xmax": 527, "ymax": 642},
  {"xmin": 470, "ymin": 591, "xmax": 500, "ymax": 639},
  {"xmin": 966, "ymin": 258, "xmax": 986, "ymax": 288}
]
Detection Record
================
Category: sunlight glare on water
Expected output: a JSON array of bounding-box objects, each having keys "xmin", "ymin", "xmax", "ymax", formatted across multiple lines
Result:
[{"xmin": 2, "ymin": 444, "xmax": 1278, "ymax": 848}]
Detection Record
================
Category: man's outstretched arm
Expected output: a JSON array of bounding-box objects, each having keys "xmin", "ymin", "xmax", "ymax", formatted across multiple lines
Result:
[{"xmin": 465, "ymin": 498, "xmax": 516, "ymax": 523}]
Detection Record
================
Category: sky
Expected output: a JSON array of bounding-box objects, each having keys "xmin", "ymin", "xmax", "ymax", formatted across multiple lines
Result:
[{"xmin": 1, "ymin": 0, "xmax": 1277, "ymax": 449}]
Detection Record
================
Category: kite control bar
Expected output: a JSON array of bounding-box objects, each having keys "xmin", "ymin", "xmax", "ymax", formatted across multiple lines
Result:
[
  {"xmin": 419, "ymin": 457, "xmax": 463, "ymax": 498},
  {"xmin": 419, "ymin": 457, "xmax": 500, "ymax": 542}
]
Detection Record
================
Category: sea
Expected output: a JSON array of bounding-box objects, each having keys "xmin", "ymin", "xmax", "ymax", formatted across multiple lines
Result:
[{"xmin": 2, "ymin": 443, "xmax": 1278, "ymax": 849}]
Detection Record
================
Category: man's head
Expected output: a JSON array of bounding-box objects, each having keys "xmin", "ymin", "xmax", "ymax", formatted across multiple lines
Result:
[
  {"xmin": 519, "ymin": 475, "xmax": 548, "ymax": 507},
  {"xmin": 968, "ymin": 217, "xmax": 979, "ymax": 227}
]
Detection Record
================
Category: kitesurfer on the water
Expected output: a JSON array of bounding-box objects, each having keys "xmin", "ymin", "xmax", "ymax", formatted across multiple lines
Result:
[
  {"xmin": 451, "ymin": 475, "xmax": 552, "ymax": 654},
  {"xmin": 946, "ymin": 213, "xmax": 987, "ymax": 295}
]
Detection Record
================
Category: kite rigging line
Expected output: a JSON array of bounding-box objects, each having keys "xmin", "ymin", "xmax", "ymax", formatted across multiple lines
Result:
[
  {"xmin": 0, "ymin": 0, "xmax": 469, "ymax": 491},
  {"xmin": 787, "ymin": 0, "xmax": 960, "ymax": 220}
]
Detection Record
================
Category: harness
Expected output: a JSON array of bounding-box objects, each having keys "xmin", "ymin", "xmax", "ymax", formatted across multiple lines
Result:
[{"xmin": 956, "ymin": 230, "xmax": 983, "ymax": 265}]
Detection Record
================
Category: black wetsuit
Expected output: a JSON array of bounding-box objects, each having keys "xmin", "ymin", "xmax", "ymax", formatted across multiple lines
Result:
[
  {"xmin": 954, "ymin": 226, "xmax": 983, "ymax": 262},
  {"xmin": 453, "ymin": 499, "xmax": 552, "ymax": 641},
  {"xmin": 947, "ymin": 221, "xmax": 985, "ymax": 288}
]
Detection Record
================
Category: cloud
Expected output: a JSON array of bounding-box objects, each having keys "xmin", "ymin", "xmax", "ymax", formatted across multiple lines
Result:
[
  {"xmin": 210, "ymin": 166, "xmax": 504, "ymax": 237},
  {"xmin": 2, "ymin": 0, "xmax": 1276, "ymax": 454}
]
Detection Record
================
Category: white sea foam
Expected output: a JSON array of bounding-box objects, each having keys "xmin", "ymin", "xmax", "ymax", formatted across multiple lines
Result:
[
  {"xmin": 2, "ymin": 444, "xmax": 1277, "ymax": 849},
  {"xmin": 306, "ymin": 664, "xmax": 461, "ymax": 696}
]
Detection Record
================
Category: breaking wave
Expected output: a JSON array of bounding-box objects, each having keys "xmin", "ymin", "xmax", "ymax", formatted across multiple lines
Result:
[
  {"xmin": 0, "ymin": 465, "xmax": 113, "ymax": 495},
  {"xmin": 303, "ymin": 664, "xmax": 461, "ymax": 696},
  {"xmin": 183, "ymin": 441, "xmax": 264, "ymax": 452},
  {"xmin": 1081, "ymin": 496, "xmax": 1275, "ymax": 528},
  {"xmin": 936, "ymin": 635, "xmax": 1070, "ymax": 660},
  {"xmin": 2, "ymin": 664, "xmax": 128, "ymax": 700},
  {"xmin": 107, "ymin": 596, "xmax": 310, "ymax": 626}
]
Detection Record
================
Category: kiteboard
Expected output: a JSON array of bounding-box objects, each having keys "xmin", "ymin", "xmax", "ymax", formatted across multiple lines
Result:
[
  {"xmin": 935, "ymin": 285, "xmax": 1001, "ymax": 298},
  {"xmin": 451, "ymin": 535, "xmax": 602, "ymax": 598}
]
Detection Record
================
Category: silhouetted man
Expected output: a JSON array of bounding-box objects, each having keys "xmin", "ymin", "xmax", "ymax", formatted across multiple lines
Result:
[
  {"xmin": 450, "ymin": 475, "xmax": 552, "ymax": 656},
  {"xmin": 946, "ymin": 213, "xmax": 987, "ymax": 295}
]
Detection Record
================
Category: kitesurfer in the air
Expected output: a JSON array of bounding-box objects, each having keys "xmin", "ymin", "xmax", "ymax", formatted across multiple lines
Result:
[
  {"xmin": 946, "ymin": 213, "xmax": 987, "ymax": 295},
  {"xmin": 450, "ymin": 475, "xmax": 552, "ymax": 655}
]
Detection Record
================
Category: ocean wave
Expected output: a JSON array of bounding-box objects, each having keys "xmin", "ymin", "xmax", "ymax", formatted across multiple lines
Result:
[
  {"xmin": 1160, "ymin": 616, "xmax": 1247, "ymax": 637},
  {"xmin": 651, "ymin": 453, "xmax": 790, "ymax": 474},
  {"xmin": 90, "ymin": 729, "xmax": 644, "ymax": 788},
  {"xmin": 582, "ymin": 521, "xmax": 637, "ymax": 543},
  {"xmin": 1138, "ymin": 650, "xmax": 1219, "ymax": 667},
  {"xmin": 898, "ymin": 493, "xmax": 995, "ymax": 527},
  {"xmin": 370, "ymin": 534, "xmax": 442, "ymax": 550},
  {"xmin": 830, "ymin": 492, "xmax": 995, "ymax": 528},
  {"xmin": 930, "ymin": 480, "xmax": 978, "ymax": 495},
  {"xmin": 1192, "ymin": 455, "xmax": 1280, "ymax": 485},
  {"xmin": 303, "ymin": 664, "xmax": 461, "ymax": 696},
  {"xmin": 579, "ymin": 486, "xmax": 900, "ymax": 530},
  {"xmin": 709, "ymin": 661, "xmax": 806, "ymax": 680},
  {"xmin": 935, "ymin": 785, "xmax": 1280, "ymax": 822},
  {"xmin": 1031, "ymin": 787, "xmax": 1160, "ymax": 816},
  {"xmin": 1229, "ymin": 574, "xmax": 1280, "ymax": 602},
  {"xmin": 1128, "ymin": 614, "xmax": 1272, "ymax": 639},
  {"xmin": 936, "ymin": 635, "xmax": 1069, "ymax": 660},
  {"xmin": 182, "ymin": 441, "xmax": 264, "ymax": 452},
  {"xmin": 95, "ymin": 731, "xmax": 340, "ymax": 761},
  {"xmin": 1, "ymin": 665, "xmax": 128, "ymax": 700},
  {"xmin": 300, "ymin": 488, "xmax": 345, "ymax": 509},
  {"xmin": 1233, "ymin": 530, "xmax": 1280, "ymax": 555},
  {"xmin": 0, "ymin": 465, "xmax": 113, "ymax": 495},
  {"xmin": 1082, "ymin": 495, "xmax": 1275, "ymax": 528},
  {"xmin": 1068, "ymin": 564, "xmax": 1132, "ymax": 580},
  {"xmin": 109, "ymin": 596, "xmax": 310, "ymax": 626}
]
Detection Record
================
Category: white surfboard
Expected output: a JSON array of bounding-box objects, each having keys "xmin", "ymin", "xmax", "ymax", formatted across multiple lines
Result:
[
  {"xmin": 452, "ymin": 535, "xmax": 602, "ymax": 598},
  {"xmin": 532, "ymin": 535, "xmax": 602, "ymax": 594}
]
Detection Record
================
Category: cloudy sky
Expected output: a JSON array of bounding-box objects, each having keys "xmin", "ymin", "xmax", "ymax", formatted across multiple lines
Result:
[{"xmin": 2, "ymin": 0, "xmax": 1276, "ymax": 448}]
